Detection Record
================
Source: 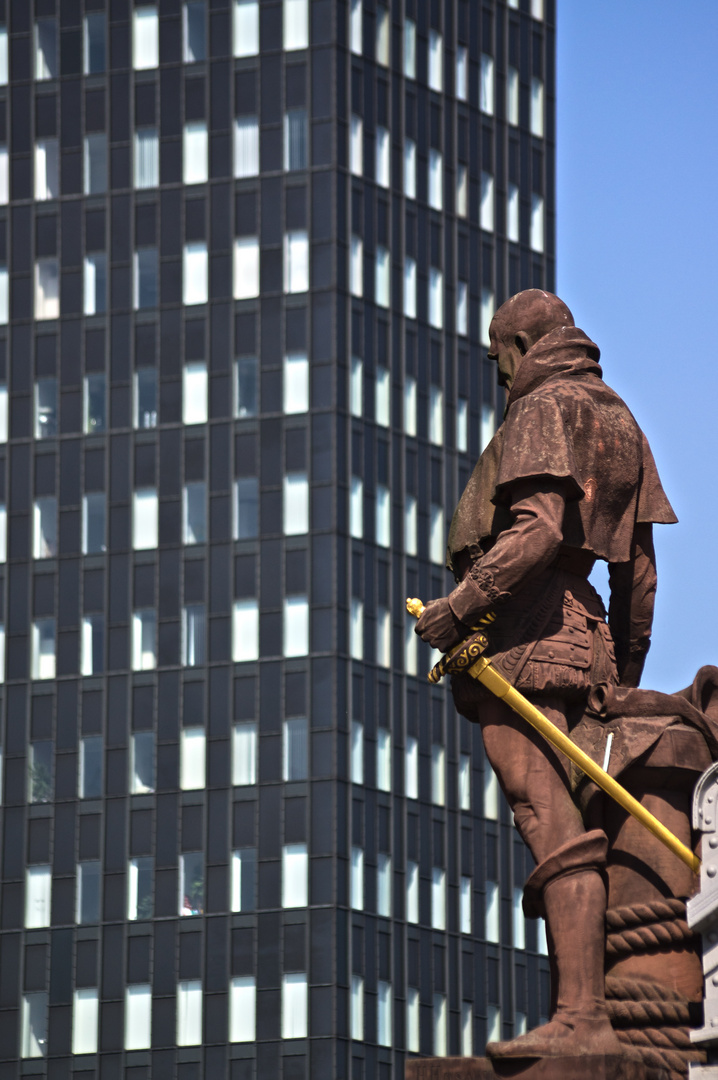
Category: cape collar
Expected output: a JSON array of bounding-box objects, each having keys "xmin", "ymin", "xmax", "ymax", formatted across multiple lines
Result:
[{"xmin": 506, "ymin": 325, "xmax": 603, "ymax": 409}]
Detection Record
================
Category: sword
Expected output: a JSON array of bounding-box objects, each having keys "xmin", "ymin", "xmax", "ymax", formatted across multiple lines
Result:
[{"xmin": 406, "ymin": 597, "xmax": 700, "ymax": 874}]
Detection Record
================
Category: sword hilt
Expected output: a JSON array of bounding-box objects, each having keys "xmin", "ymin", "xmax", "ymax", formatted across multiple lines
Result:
[{"xmin": 405, "ymin": 598, "xmax": 496, "ymax": 683}]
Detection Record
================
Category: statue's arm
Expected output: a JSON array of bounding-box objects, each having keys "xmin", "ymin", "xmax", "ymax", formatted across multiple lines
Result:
[{"xmin": 607, "ymin": 522, "xmax": 657, "ymax": 688}]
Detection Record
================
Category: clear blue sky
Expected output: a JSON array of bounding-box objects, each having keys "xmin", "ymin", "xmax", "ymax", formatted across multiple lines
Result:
[{"xmin": 556, "ymin": 1, "xmax": 718, "ymax": 692}]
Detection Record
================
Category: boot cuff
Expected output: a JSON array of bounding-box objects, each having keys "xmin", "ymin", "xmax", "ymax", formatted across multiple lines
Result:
[{"xmin": 523, "ymin": 829, "xmax": 608, "ymax": 919}]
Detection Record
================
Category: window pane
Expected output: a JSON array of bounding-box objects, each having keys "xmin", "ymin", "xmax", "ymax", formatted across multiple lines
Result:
[
  {"xmin": 182, "ymin": 605, "xmax": 207, "ymax": 665},
  {"xmin": 81, "ymin": 615, "xmax": 104, "ymax": 676},
  {"xmin": 35, "ymin": 139, "xmax": 59, "ymax": 200},
  {"xmin": 350, "ymin": 0, "xmax": 362, "ymax": 53},
  {"xmin": 132, "ymin": 610, "xmax": 157, "ymax": 670},
  {"xmin": 184, "ymin": 1, "xmax": 206, "ymax": 62},
  {"xmin": 376, "ymin": 7, "xmax": 389, "ymax": 65},
  {"xmin": 481, "ymin": 287, "xmax": 495, "ymax": 348},
  {"xmin": 232, "ymin": 722, "xmax": 257, "ymax": 785},
  {"xmin": 429, "ymin": 268, "xmax": 443, "ymax": 329},
  {"xmin": 407, "ymin": 988, "xmax": 420, "ymax": 1052},
  {"xmin": 235, "ymin": 477, "xmax": 258, "ymax": 539},
  {"xmin": 284, "ymin": 230, "xmax": 309, "ymax": 293},
  {"xmin": 0, "ymin": 149, "xmax": 7, "ymax": 205},
  {"xmin": 429, "ymin": 386, "xmax": 443, "ymax": 445},
  {"xmin": 456, "ymin": 45, "xmax": 468, "ymax": 100},
  {"xmin": 236, "ymin": 357, "xmax": 258, "ymax": 417},
  {"xmin": 430, "ymin": 504, "xmax": 444, "ymax": 564},
  {"xmin": 133, "ymin": 489, "xmax": 158, "ymax": 549},
  {"xmin": 83, "ymin": 493, "xmax": 106, "ymax": 554},
  {"xmin": 177, "ymin": 981, "xmax": 203, "ymax": 1046},
  {"xmin": 531, "ymin": 77, "xmax": 544, "ymax": 136},
  {"xmin": 459, "ymin": 753, "xmax": 471, "ymax": 811},
  {"xmin": 184, "ymin": 122, "xmax": 208, "ymax": 184},
  {"xmin": 406, "ymin": 861, "xmax": 419, "ymax": 923},
  {"xmin": 350, "ymin": 722, "xmax": 364, "ymax": 784},
  {"xmin": 282, "ymin": 843, "xmax": 308, "ymax": 907},
  {"xmin": 429, "ymin": 149, "xmax": 443, "ymax": 210},
  {"xmin": 234, "ymin": 237, "xmax": 260, "ymax": 299},
  {"xmin": 33, "ymin": 497, "xmax": 57, "ymax": 559},
  {"xmin": 183, "ymin": 360, "xmax": 208, "ymax": 421},
  {"xmin": 350, "ymin": 846, "xmax": 363, "ymax": 910},
  {"xmin": 403, "ymin": 257, "xmax": 416, "ymax": 318},
  {"xmin": 350, "ymin": 357, "xmax": 363, "ymax": 417},
  {"xmin": 84, "ymin": 13, "xmax": 106, "ymax": 74},
  {"xmin": 134, "ymin": 129, "xmax": 159, "ymax": 188},
  {"xmin": 25, "ymin": 866, "xmax": 51, "ymax": 929},
  {"xmin": 284, "ymin": 0, "xmax": 308, "ymax": 50},
  {"xmin": 125, "ymin": 985, "xmax": 152, "ymax": 1050},
  {"xmin": 284, "ymin": 109, "xmax": 307, "ymax": 170},
  {"xmin": 375, "ymin": 366, "xmax": 390, "ymax": 425},
  {"xmin": 377, "ymin": 853, "xmax": 391, "ymax": 917},
  {"xmin": 134, "ymin": 248, "xmax": 159, "ymax": 309},
  {"xmin": 231, "ymin": 848, "xmax": 256, "ymax": 911},
  {"xmin": 234, "ymin": 116, "xmax": 259, "ymax": 178},
  {"xmin": 350, "ymin": 236, "xmax": 363, "ymax": 297},
  {"xmin": 405, "ymin": 736, "xmax": 418, "ymax": 799},
  {"xmin": 84, "ymin": 254, "xmax": 107, "ymax": 315},
  {"xmin": 283, "ymin": 716, "xmax": 308, "ymax": 781},
  {"xmin": 183, "ymin": 482, "xmax": 206, "ymax": 544},
  {"xmin": 79, "ymin": 736, "xmax": 102, "ymax": 798},
  {"xmin": 77, "ymin": 862, "xmax": 101, "ymax": 923},
  {"xmin": 84, "ymin": 133, "xmax": 107, "ymax": 194},
  {"xmin": 180, "ymin": 726, "xmax": 206, "ymax": 787},
  {"xmin": 428, "ymin": 30, "xmax": 443, "ymax": 91},
  {"xmin": 183, "ymin": 242, "xmax": 209, "ymax": 305},
  {"xmin": 283, "ymin": 353, "xmax": 309, "ymax": 413},
  {"xmin": 431, "ymin": 744, "xmax": 445, "ymax": 805},
  {"xmin": 180, "ymin": 853, "xmax": 204, "ymax": 916},
  {"xmin": 531, "ymin": 194, "xmax": 545, "ymax": 252},
  {"xmin": 457, "ymin": 163, "xmax": 468, "ymax": 217},
  {"xmin": 32, "ymin": 621, "xmax": 56, "ymax": 681},
  {"xmin": 233, "ymin": 0, "xmax": 259, "ymax": 57},
  {"xmin": 480, "ymin": 54, "xmax": 495, "ymax": 114},
  {"xmin": 233, "ymin": 600, "xmax": 259, "ymax": 661},
  {"xmin": 84, "ymin": 373, "xmax": 106, "ymax": 432},
  {"xmin": 508, "ymin": 67, "xmax": 519, "ymax": 126},
  {"xmin": 403, "ymin": 138, "xmax": 416, "ymax": 199},
  {"xmin": 403, "ymin": 19, "xmax": 416, "ymax": 78},
  {"xmin": 375, "ymin": 485, "xmax": 390, "ymax": 547},
  {"xmin": 457, "ymin": 282, "xmax": 468, "ymax": 337},
  {"xmin": 35, "ymin": 259, "xmax": 59, "ymax": 320},
  {"xmin": 481, "ymin": 172, "xmax": 495, "ymax": 232},
  {"xmin": 128, "ymin": 857, "xmax": 153, "ymax": 920},
  {"xmin": 508, "ymin": 183, "xmax": 520, "ymax": 242},
  {"xmin": 485, "ymin": 879, "xmax": 500, "ymax": 942},
  {"xmin": 22, "ymin": 993, "xmax": 48, "ymax": 1058},
  {"xmin": 376, "ymin": 728, "xmax": 391, "ymax": 792},
  {"xmin": 230, "ymin": 978, "xmax": 256, "ymax": 1042},
  {"xmin": 432, "ymin": 867, "xmax": 446, "ymax": 929},
  {"xmin": 284, "ymin": 473, "xmax": 309, "ymax": 535},
  {"xmin": 350, "ymin": 597, "xmax": 363, "ymax": 660},
  {"xmin": 0, "ymin": 265, "xmax": 7, "ymax": 324},
  {"xmin": 135, "ymin": 368, "xmax": 158, "ymax": 428},
  {"xmin": 376, "ymin": 127, "xmax": 390, "ymax": 188},
  {"xmin": 35, "ymin": 19, "xmax": 58, "ymax": 79},
  {"xmin": 378, "ymin": 981, "xmax": 392, "ymax": 1046},
  {"xmin": 350, "ymin": 477, "xmax": 363, "ymax": 539},
  {"xmin": 134, "ymin": 7, "xmax": 159, "ymax": 69},
  {"xmin": 350, "ymin": 115, "xmax": 363, "ymax": 176},
  {"xmin": 376, "ymin": 606, "xmax": 390, "ymax": 667},
  {"xmin": 434, "ymin": 993, "xmax": 447, "ymax": 1055},
  {"xmin": 72, "ymin": 988, "xmax": 98, "ymax": 1055},
  {"xmin": 375, "ymin": 247, "xmax": 390, "ymax": 308},
  {"xmin": 513, "ymin": 886, "xmax": 526, "ymax": 948},
  {"xmin": 283, "ymin": 596, "xmax": 308, "ymax": 657},
  {"xmin": 0, "ymin": 28, "xmax": 8, "ymax": 86},
  {"xmin": 131, "ymin": 732, "xmax": 155, "ymax": 794},
  {"xmin": 282, "ymin": 974, "xmax": 307, "ymax": 1039}
]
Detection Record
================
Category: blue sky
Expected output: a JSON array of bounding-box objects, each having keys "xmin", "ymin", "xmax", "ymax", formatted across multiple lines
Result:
[{"xmin": 556, "ymin": 1, "xmax": 718, "ymax": 691}]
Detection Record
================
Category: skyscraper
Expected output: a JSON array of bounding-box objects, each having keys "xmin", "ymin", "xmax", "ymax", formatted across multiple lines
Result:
[{"xmin": 0, "ymin": 1, "xmax": 555, "ymax": 1077}]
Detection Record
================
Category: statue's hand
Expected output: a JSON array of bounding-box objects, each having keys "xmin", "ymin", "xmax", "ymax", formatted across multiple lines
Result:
[{"xmin": 414, "ymin": 597, "xmax": 467, "ymax": 653}]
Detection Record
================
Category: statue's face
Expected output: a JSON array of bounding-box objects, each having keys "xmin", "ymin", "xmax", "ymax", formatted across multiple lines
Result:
[{"xmin": 488, "ymin": 321, "xmax": 524, "ymax": 390}]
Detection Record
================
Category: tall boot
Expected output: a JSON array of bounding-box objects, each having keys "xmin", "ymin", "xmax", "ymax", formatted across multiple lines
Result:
[{"xmin": 486, "ymin": 831, "xmax": 624, "ymax": 1060}]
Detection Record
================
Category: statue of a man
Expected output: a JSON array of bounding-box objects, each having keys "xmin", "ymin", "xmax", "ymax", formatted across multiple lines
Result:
[{"xmin": 415, "ymin": 290, "xmax": 677, "ymax": 1059}]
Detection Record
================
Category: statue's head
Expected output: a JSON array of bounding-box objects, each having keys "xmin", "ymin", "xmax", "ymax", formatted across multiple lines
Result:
[{"xmin": 488, "ymin": 289, "xmax": 574, "ymax": 390}]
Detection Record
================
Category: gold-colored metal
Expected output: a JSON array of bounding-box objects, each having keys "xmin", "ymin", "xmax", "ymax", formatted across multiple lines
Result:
[{"xmin": 406, "ymin": 597, "xmax": 701, "ymax": 875}]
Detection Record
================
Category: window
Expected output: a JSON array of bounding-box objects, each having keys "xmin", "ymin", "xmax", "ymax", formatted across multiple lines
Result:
[
  {"xmin": 233, "ymin": 0, "xmax": 259, "ymax": 57},
  {"xmin": 461, "ymin": 877, "xmax": 472, "ymax": 934},
  {"xmin": 132, "ymin": 610, "xmax": 157, "ymax": 670},
  {"xmin": 134, "ymin": 128, "xmax": 159, "ymax": 188},
  {"xmin": 284, "ymin": 473, "xmax": 309, "ymax": 535},
  {"xmin": 79, "ymin": 736, "xmax": 102, "ymax": 798},
  {"xmin": 350, "ymin": 236, "xmax": 363, "ymax": 297},
  {"xmin": 182, "ymin": 482, "xmax": 206, "ymax": 545},
  {"xmin": 531, "ymin": 194, "xmax": 545, "ymax": 253},
  {"xmin": 282, "ymin": 843, "xmax": 308, "ymax": 907},
  {"xmin": 375, "ymin": 247, "xmax": 390, "ymax": 308},
  {"xmin": 233, "ymin": 600, "xmax": 259, "ymax": 662},
  {"xmin": 376, "ymin": 7, "xmax": 389, "ymax": 65},
  {"xmin": 182, "ymin": 606, "xmax": 206, "ymax": 666},
  {"xmin": 0, "ymin": 385, "xmax": 5, "ymax": 442},
  {"xmin": 284, "ymin": 230, "xmax": 308, "ymax": 293},
  {"xmin": 462, "ymin": 1001, "xmax": 473, "ymax": 1055},
  {"xmin": 432, "ymin": 867, "xmax": 446, "ymax": 929},
  {"xmin": 513, "ymin": 886, "xmax": 526, "ymax": 948},
  {"xmin": 35, "ymin": 259, "xmax": 59, "ymax": 320},
  {"xmin": 431, "ymin": 744, "xmax": 445, "ymax": 805},
  {"xmin": 130, "ymin": 732, "xmax": 155, "ymax": 794},
  {"xmin": 480, "ymin": 54, "xmax": 495, "ymax": 114},
  {"xmin": 405, "ymin": 736, "xmax": 418, "ymax": 798},
  {"xmin": 77, "ymin": 862, "xmax": 101, "ymax": 923},
  {"xmin": 429, "ymin": 385, "xmax": 443, "ymax": 445},
  {"xmin": 375, "ymin": 485, "xmax": 390, "ymax": 547},
  {"xmin": 406, "ymin": 860, "xmax": 419, "ymax": 923},
  {"xmin": 351, "ymin": 975, "xmax": 364, "ymax": 1040},
  {"xmin": 84, "ymin": 12, "xmax": 106, "ymax": 73},
  {"xmin": 81, "ymin": 616, "xmax": 104, "ymax": 676},
  {"xmin": 0, "ymin": 264, "xmax": 7, "ymax": 324},
  {"xmin": 230, "ymin": 978, "xmax": 256, "ymax": 1043},
  {"xmin": 350, "ymin": 846, "xmax": 363, "ymax": 910},
  {"xmin": 429, "ymin": 268, "xmax": 443, "ymax": 329},
  {"xmin": 350, "ymin": 598, "xmax": 363, "ymax": 660},
  {"xmin": 376, "ymin": 127, "xmax": 390, "ymax": 187},
  {"xmin": 183, "ymin": 1, "xmax": 206, "ymax": 62},
  {"xmin": 134, "ymin": 248, "xmax": 158, "ymax": 309},
  {"xmin": 284, "ymin": 109, "xmax": 307, "ymax": 170},
  {"xmin": 405, "ymin": 614, "xmax": 418, "ymax": 676},
  {"xmin": 180, "ymin": 726, "xmax": 206, "ymax": 787},
  {"xmin": 350, "ymin": 721, "xmax": 364, "ymax": 784},
  {"xmin": 284, "ymin": 353, "xmax": 309, "ymax": 413},
  {"xmin": 234, "ymin": 237, "xmax": 260, "ymax": 299},
  {"xmin": 133, "ymin": 6, "xmax": 159, "ymax": 69},
  {"xmin": 484, "ymin": 765, "xmax": 499, "ymax": 819},
  {"xmin": 481, "ymin": 288, "xmax": 495, "ymax": 349},
  {"xmin": 125, "ymin": 986, "xmax": 152, "ymax": 1050},
  {"xmin": 232, "ymin": 722, "xmax": 257, "ymax": 785},
  {"xmin": 429, "ymin": 149, "xmax": 443, "ymax": 209},
  {"xmin": 376, "ymin": 606, "xmax": 390, "ymax": 667},
  {"xmin": 0, "ymin": 28, "xmax": 6, "ymax": 86},
  {"xmin": 84, "ymin": 372, "xmax": 106, "ymax": 432},
  {"xmin": 456, "ymin": 45, "xmax": 468, "ymax": 100},
  {"xmin": 35, "ymin": 139, "xmax": 59, "ymax": 201},
  {"xmin": 184, "ymin": 122, "xmax": 208, "ymax": 184},
  {"xmin": 0, "ymin": 148, "xmax": 6, "ymax": 205},
  {"xmin": 236, "ymin": 357, "xmax": 258, "ymax": 417},
  {"xmin": 538, "ymin": 919, "xmax": 549, "ymax": 955},
  {"xmin": 350, "ymin": 356, "xmax": 363, "ymax": 417},
  {"xmin": 531, "ymin": 77, "xmax": 544, "ymax": 137},
  {"xmin": 434, "ymin": 994, "xmax": 447, "ymax": 1056},
  {"xmin": 283, "ymin": 716, "xmax": 308, "ymax": 780},
  {"xmin": 234, "ymin": 116, "xmax": 259, "ymax": 177},
  {"xmin": 428, "ymin": 30, "xmax": 443, "ymax": 91},
  {"xmin": 403, "ymin": 257, "xmax": 417, "ymax": 318},
  {"xmin": 457, "ymin": 163, "xmax": 468, "ymax": 217},
  {"xmin": 532, "ymin": 0, "xmax": 544, "ymax": 18},
  {"xmin": 135, "ymin": 368, "xmax": 158, "ymax": 428},
  {"xmin": 403, "ymin": 138, "xmax": 416, "ymax": 198},
  {"xmin": 231, "ymin": 848, "xmax": 256, "ymax": 911},
  {"xmin": 459, "ymin": 754, "xmax": 471, "ymax": 810},
  {"xmin": 0, "ymin": 505, "xmax": 6, "ymax": 564},
  {"xmin": 180, "ymin": 852, "xmax": 204, "ymax": 916},
  {"xmin": 376, "ymin": 728, "xmax": 391, "ymax": 792},
  {"xmin": 403, "ymin": 18, "xmax": 416, "ymax": 78},
  {"xmin": 282, "ymin": 974, "xmax": 308, "ymax": 1039},
  {"xmin": 33, "ymin": 497, "xmax": 57, "ymax": 560},
  {"xmin": 177, "ymin": 981, "xmax": 203, "ymax": 1046},
  {"xmin": 407, "ymin": 988, "xmax": 420, "ymax": 1053},
  {"xmin": 378, "ymin": 981, "xmax": 392, "ymax": 1047},
  {"xmin": 82, "ymin": 133, "xmax": 107, "ymax": 199},
  {"xmin": 377, "ymin": 853, "xmax": 391, "ymax": 917},
  {"xmin": 35, "ymin": 19, "xmax": 58, "ymax": 80},
  {"xmin": 235, "ymin": 477, "xmax": 259, "ymax": 540},
  {"xmin": 485, "ymin": 880, "xmax": 500, "ymax": 942},
  {"xmin": 350, "ymin": 477, "xmax": 363, "ymax": 539},
  {"xmin": 82, "ymin": 493, "xmax": 106, "ymax": 554},
  {"xmin": 375, "ymin": 365, "xmax": 390, "ymax": 425},
  {"xmin": 508, "ymin": 67, "xmax": 519, "ymax": 126},
  {"xmin": 30, "ymin": 744, "xmax": 52, "ymax": 799},
  {"xmin": 481, "ymin": 172, "xmax": 495, "ymax": 232},
  {"xmin": 350, "ymin": 115, "xmax": 363, "ymax": 176},
  {"xmin": 128, "ymin": 857, "xmax": 153, "ymax": 919},
  {"xmin": 133, "ymin": 489, "xmax": 158, "ymax": 549},
  {"xmin": 457, "ymin": 282, "xmax": 468, "ymax": 337},
  {"xmin": 84, "ymin": 254, "xmax": 107, "ymax": 316},
  {"xmin": 22, "ymin": 993, "xmax": 48, "ymax": 1058},
  {"xmin": 403, "ymin": 376, "xmax": 417, "ymax": 436},
  {"xmin": 32, "ymin": 621, "xmax": 56, "ymax": 681},
  {"xmin": 430, "ymin": 504, "xmax": 444, "ymax": 565},
  {"xmin": 284, "ymin": 596, "xmax": 309, "ymax": 657},
  {"xmin": 350, "ymin": 0, "xmax": 362, "ymax": 53},
  {"xmin": 183, "ymin": 360, "xmax": 208, "ymax": 421},
  {"xmin": 507, "ymin": 183, "xmax": 520, "ymax": 242},
  {"xmin": 284, "ymin": 0, "xmax": 308, "ymax": 50},
  {"xmin": 25, "ymin": 866, "xmax": 51, "ymax": 928}
]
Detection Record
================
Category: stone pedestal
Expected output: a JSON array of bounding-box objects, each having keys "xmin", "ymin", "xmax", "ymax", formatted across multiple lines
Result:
[{"xmin": 404, "ymin": 1056, "xmax": 666, "ymax": 1080}]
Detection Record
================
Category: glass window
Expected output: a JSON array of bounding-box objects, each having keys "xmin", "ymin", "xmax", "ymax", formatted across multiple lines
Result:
[
  {"xmin": 283, "ymin": 353, "xmax": 309, "ymax": 413},
  {"xmin": 350, "ymin": 721, "xmax": 363, "ymax": 784},
  {"xmin": 403, "ymin": 138, "xmax": 416, "ymax": 198},
  {"xmin": 456, "ymin": 45, "xmax": 468, "ymax": 100},
  {"xmin": 462, "ymin": 1001, "xmax": 473, "ymax": 1055},
  {"xmin": 0, "ymin": 27, "xmax": 7, "ymax": 86},
  {"xmin": 230, "ymin": 978, "xmax": 256, "ymax": 1043},
  {"xmin": 431, "ymin": 866, "xmax": 446, "ymax": 929},
  {"xmin": 72, "ymin": 988, "xmax": 98, "ymax": 1055},
  {"xmin": 376, "ymin": 8, "xmax": 389, "ymax": 65},
  {"xmin": 428, "ymin": 30, "xmax": 443, "ymax": 91},
  {"xmin": 29, "ymin": 741, "xmax": 52, "ymax": 803},
  {"xmin": 84, "ymin": 133, "xmax": 107, "ymax": 194},
  {"xmin": 407, "ymin": 988, "xmax": 420, "ymax": 1053},
  {"xmin": 350, "ymin": 476, "xmax": 363, "ymax": 539},
  {"xmin": 429, "ymin": 149, "xmax": 443, "ymax": 210},
  {"xmin": 434, "ymin": 993, "xmax": 447, "ymax": 1055},
  {"xmin": 234, "ymin": 116, "xmax": 259, "ymax": 178},
  {"xmin": 531, "ymin": 194, "xmax": 545, "ymax": 253},
  {"xmin": 183, "ymin": 1, "xmax": 206, "ymax": 62},
  {"xmin": 135, "ymin": 368, "xmax": 158, "ymax": 429},
  {"xmin": 376, "ymin": 728, "xmax": 391, "ymax": 792},
  {"xmin": 233, "ymin": 0, "xmax": 259, "ymax": 57},
  {"xmin": 350, "ymin": 357, "xmax": 363, "ymax": 417},
  {"xmin": 82, "ymin": 493, "xmax": 106, "ymax": 554},
  {"xmin": 177, "ymin": 980, "xmax": 203, "ymax": 1045},
  {"xmin": 84, "ymin": 372, "xmax": 106, "ymax": 432},
  {"xmin": 84, "ymin": 254, "xmax": 107, "ymax": 316},
  {"xmin": 350, "ymin": 0, "xmax": 362, "ymax": 53},
  {"xmin": 282, "ymin": 974, "xmax": 307, "ymax": 1039},
  {"xmin": 235, "ymin": 357, "xmax": 258, "ymax": 417},
  {"xmin": 403, "ymin": 257, "xmax": 416, "ymax": 318},
  {"xmin": 125, "ymin": 985, "xmax": 152, "ymax": 1050},
  {"xmin": 81, "ymin": 615, "xmax": 104, "ymax": 676},
  {"xmin": 459, "ymin": 753, "xmax": 471, "ymax": 809},
  {"xmin": 133, "ymin": 7, "xmax": 159, "ymax": 69},
  {"xmin": 375, "ymin": 484, "xmax": 390, "ymax": 547},
  {"xmin": 350, "ymin": 115, "xmax": 363, "ymax": 176},
  {"xmin": 481, "ymin": 287, "xmax": 494, "ymax": 348},
  {"xmin": 184, "ymin": 122, "xmax": 208, "ymax": 184},
  {"xmin": 180, "ymin": 726, "xmax": 206, "ymax": 787},
  {"xmin": 132, "ymin": 610, "xmax": 157, "ymax": 670},
  {"xmin": 404, "ymin": 613, "xmax": 417, "ymax": 676},
  {"xmin": 284, "ymin": 596, "xmax": 308, "ymax": 657},
  {"xmin": 282, "ymin": 843, "xmax": 308, "ymax": 907},
  {"xmin": 429, "ymin": 385, "xmax": 443, "ymax": 445},
  {"xmin": 430, "ymin": 504, "xmax": 444, "ymax": 565},
  {"xmin": 0, "ymin": 265, "xmax": 7, "ymax": 325},
  {"xmin": 377, "ymin": 981, "xmax": 392, "ymax": 1046},
  {"xmin": 284, "ymin": 109, "xmax": 307, "ymax": 171},
  {"xmin": 431, "ymin": 743, "xmax": 445, "ymax": 805},
  {"xmin": 284, "ymin": 473, "xmax": 309, "ymax": 535},
  {"xmin": 180, "ymin": 852, "xmax": 204, "ymax": 916},
  {"xmin": 231, "ymin": 849, "xmax": 256, "ymax": 911},
  {"xmin": 283, "ymin": 716, "xmax": 308, "ymax": 780},
  {"xmin": 35, "ymin": 19, "xmax": 58, "ymax": 80},
  {"xmin": 531, "ymin": 77, "xmax": 544, "ymax": 136},
  {"xmin": 33, "ymin": 497, "xmax": 57, "ymax": 560},
  {"xmin": 128, "ymin": 857, "xmax": 153, "ymax": 920},
  {"xmin": 84, "ymin": 13, "xmax": 106, "ymax": 74},
  {"xmin": 350, "ymin": 846, "xmax": 363, "ymax": 910},
  {"xmin": 486, "ymin": 880, "xmax": 500, "ymax": 942},
  {"xmin": 183, "ymin": 360, "xmax": 208, "ymax": 421},
  {"xmin": 508, "ymin": 67, "xmax": 519, "ymax": 126},
  {"xmin": 481, "ymin": 172, "xmax": 495, "ymax": 232},
  {"xmin": 456, "ymin": 397, "xmax": 469, "ymax": 454},
  {"xmin": 513, "ymin": 886, "xmax": 526, "ymax": 948},
  {"xmin": 429, "ymin": 268, "xmax": 443, "ymax": 329},
  {"xmin": 21, "ymin": 993, "xmax": 48, "ymax": 1058},
  {"xmin": 457, "ymin": 163, "xmax": 468, "ymax": 217},
  {"xmin": 133, "ymin": 489, "xmax": 158, "ymax": 549},
  {"xmin": 284, "ymin": 230, "xmax": 309, "ymax": 293},
  {"xmin": 182, "ymin": 605, "xmax": 206, "ymax": 666},
  {"xmin": 77, "ymin": 861, "xmax": 101, "ymax": 923},
  {"xmin": 35, "ymin": 259, "xmax": 59, "ymax": 321},
  {"xmin": 457, "ymin": 281, "xmax": 468, "ymax": 337},
  {"xmin": 377, "ymin": 853, "xmax": 391, "ymax": 917},
  {"xmin": 403, "ymin": 18, "xmax": 416, "ymax": 78},
  {"xmin": 406, "ymin": 860, "xmax": 419, "ymax": 923},
  {"xmin": 0, "ymin": 385, "xmax": 6, "ymax": 442},
  {"xmin": 234, "ymin": 237, "xmax": 260, "ymax": 299},
  {"xmin": 351, "ymin": 975, "xmax": 364, "ymax": 1040},
  {"xmin": 35, "ymin": 139, "xmax": 59, "ymax": 201},
  {"xmin": 232, "ymin": 722, "xmax": 257, "ymax": 784},
  {"xmin": 234, "ymin": 477, "xmax": 259, "ymax": 540},
  {"xmin": 480, "ymin": 54, "xmax": 495, "ymax": 114},
  {"xmin": 532, "ymin": 0, "xmax": 545, "ymax": 18},
  {"xmin": 376, "ymin": 126, "xmax": 390, "ymax": 187},
  {"xmin": 183, "ymin": 482, "xmax": 206, "ymax": 544},
  {"xmin": 79, "ymin": 736, "xmax": 102, "ymax": 798},
  {"xmin": 25, "ymin": 866, "xmax": 51, "ymax": 929},
  {"xmin": 375, "ymin": 365, "xmax": 390, "ymax": 426},
  {"xmin": 481, "ymin": 395, "xmax": 496, "ymax": 447},
  {"xmin": 350, "ymin": 236, "xmax": 363, "ymax": 297},
  {"xmin": 233, "ymin": 599, "xmax": 259, "ymax": 662},
  {"xmin": 284, "ymin": 0, "xmax": 308, "ymax": 50},
  {"xmin": 32, "ymin": 620, "xmax": 56, "ymax": 681},
  {"xmin": 134, "ymin": 248, "xmax": 159, "ymax": 309},
  {"xmin": 375, "ymin": 246, "xmax": 390, "ymax": 308},
  {"xmin": 130, "ymin": 732, "xmax": 155, "ymax": 794},
  {"xmin": 405, "ymin": 735, "xmax": 418, "ymax": 798},
  {"xmin": 0, "ymin": 505, "xmax": 6, "ymax": 565},
  {"xmin": 0, "ymin": 146, "xmax": 7, "ymax": 205},
  {"xmin": 508, "ymin": 183, "xmax": 520, "ymax": 242},
  {"xmin": 350, "ymin": 597, "xmax": 363, "ymax": 660},
  {"xmin": 376, "ymin": 606, "xmax": 390, "ymax": 667},
  {"xmin": 134, "ymin": 128, "xmax": 159, "ymax": 188}
]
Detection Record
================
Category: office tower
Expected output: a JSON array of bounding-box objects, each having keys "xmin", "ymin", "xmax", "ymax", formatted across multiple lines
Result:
[{"xmin": 0, "ymin": 1, "xmax": 555, "ymax": 1077}]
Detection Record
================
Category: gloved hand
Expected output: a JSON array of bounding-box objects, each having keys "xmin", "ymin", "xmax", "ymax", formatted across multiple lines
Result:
[{"xmin": 414, "ymin": 597, "xmax": 469, "ymax": 653}]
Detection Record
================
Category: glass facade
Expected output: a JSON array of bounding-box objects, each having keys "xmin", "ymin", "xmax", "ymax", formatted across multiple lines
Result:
[{"xmin": 0, "ymin": 0, "xmax": 554, "ymax": 1077}]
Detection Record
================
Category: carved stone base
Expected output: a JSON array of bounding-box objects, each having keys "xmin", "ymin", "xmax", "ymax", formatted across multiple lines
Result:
[{"xmin": 404, "ymin": 1056, "xmax": 665, "ymax": 1080}]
